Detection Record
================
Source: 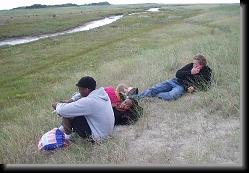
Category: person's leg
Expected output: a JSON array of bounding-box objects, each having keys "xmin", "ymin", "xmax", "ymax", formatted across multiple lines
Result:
[
  {"xmin": 137, "ymin": 79, "xmax": 173, "ymax": 97},
  {"xmin": 156, "ymin": 79, "xmax": 184, "ymax": 100},
  {"xmin": 72, "ymin": 116, "xmax": 92, "ymax": 139},
  {"xmin": 60, "ymin": 117, "xmax": 73, "ymax": 134}
]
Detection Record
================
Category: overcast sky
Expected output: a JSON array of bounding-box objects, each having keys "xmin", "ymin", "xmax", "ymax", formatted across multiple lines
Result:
[{"xmin": 0, "ymin": 0, "xmax": 240, "ymax": 10}]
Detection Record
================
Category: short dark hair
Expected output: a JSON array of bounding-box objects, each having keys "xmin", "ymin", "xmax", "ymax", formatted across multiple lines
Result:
[{"xmin": 76, "ymin": 76, "xmax": 96, "ymax": 90}]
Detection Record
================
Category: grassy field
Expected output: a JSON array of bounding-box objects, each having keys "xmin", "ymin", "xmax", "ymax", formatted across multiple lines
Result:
[
  {"xmin": 0, "ymin": 4, "xmax": 157, "ymax": 40},
  {"xmin": 0, "ymin": 4, "xmax": 241, "ymax": 166}
]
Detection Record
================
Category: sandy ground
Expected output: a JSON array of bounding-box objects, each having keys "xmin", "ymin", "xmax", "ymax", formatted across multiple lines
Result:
[{"xmin": 112, "ymin": 95, "xmax": 241, "ymax": 166}]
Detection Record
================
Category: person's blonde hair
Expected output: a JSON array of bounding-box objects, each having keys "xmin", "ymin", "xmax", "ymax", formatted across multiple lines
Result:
[
  {"xmin": 193, "ymin": 54, "xmax": 207, "ymax": 66},
  {"xmin": 116, "ymin": 83, "xmax": 128, "ymax": 93}
]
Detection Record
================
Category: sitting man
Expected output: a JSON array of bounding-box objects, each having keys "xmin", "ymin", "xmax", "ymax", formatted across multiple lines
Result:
[
  {"xmin": 52, "ymin": 76, "xmax": 114, "ymax": 142},
  {"xmin": 137, "ymin": 54, "xmax": 212, "ymax": 100}
]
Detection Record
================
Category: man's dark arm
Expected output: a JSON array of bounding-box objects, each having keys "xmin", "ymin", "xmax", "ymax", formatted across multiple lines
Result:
[
  {"xmin": 201, "ymin": 67, "xmax": 212, "ymax": 89},
  {"xmin": 175, "ymin": 63, "xmax": 193, "ymax": 79},
  {"xmin": 203, "ymin": 67, "xmax": 212, "ymax": 83}
]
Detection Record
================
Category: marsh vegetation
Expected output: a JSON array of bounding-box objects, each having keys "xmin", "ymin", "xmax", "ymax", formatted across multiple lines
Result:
[{"xmin": 0, "ymin": 3, "xmax": 240, "ymax": 165}]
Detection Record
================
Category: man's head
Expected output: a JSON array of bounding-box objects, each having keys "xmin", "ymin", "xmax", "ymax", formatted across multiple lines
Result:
[
  {"xmin": 76, "ymin": 76, "xmax": 96, "ymax": 97},
  {"xmin": 193, "ymin": 54, "xmax": 207, "ymax": 69}
]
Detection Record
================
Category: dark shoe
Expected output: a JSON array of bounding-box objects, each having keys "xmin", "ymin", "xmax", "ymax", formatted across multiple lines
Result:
[{"xmin": 128, "ymin": 87, "xmax": 139, "ymax": 95}]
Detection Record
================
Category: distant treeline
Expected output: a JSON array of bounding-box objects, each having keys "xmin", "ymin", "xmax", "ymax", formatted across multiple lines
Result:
[
  {"xmin": 13, "ymin": 2, "xmax": 110, "ymax": 9},
  {"xmin": 84, "ymin": 2, "xmax": 111, "ymax": 6}
]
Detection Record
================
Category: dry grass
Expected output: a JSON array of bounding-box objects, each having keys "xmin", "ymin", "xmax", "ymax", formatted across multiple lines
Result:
[{"xmin": 0, "ymin": 4, "xmax": 241, "ymax": 167}]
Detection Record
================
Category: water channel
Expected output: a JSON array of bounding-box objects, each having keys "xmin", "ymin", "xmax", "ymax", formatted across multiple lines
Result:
[{"xmin": 0, "ymin": 8, "xmax": 159, "ymax": 46}]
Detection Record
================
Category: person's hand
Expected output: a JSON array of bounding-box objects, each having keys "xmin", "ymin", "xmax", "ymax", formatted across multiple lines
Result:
[
  {"xmin": 191, "ymin": 67, "xmax": 201, "ymax": 75},
  {"xmin": 187, "ymin": 86, "xmax": 194, "ymax": 93},
  {"xmin": 52, "ymin": 102, "xmax": 58, "ymax": 110},
  {"xmin": 59, "ymin": 99, "xmax": 73, "ymax": 103}
]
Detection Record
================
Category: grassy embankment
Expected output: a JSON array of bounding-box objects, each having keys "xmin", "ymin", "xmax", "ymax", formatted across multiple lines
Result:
[
  {"xmin": 0, "ymin": 4, "xmax": 156, "ymax": 40},
  {"xmin": 0, "ymin": 4, "xmax": 240, "ymax": 165}
]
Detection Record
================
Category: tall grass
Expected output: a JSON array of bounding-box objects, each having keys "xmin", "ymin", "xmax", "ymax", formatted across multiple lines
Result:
[{"xmin": 0, "ymin": 4, "xmax": 240, "ymax": 165}]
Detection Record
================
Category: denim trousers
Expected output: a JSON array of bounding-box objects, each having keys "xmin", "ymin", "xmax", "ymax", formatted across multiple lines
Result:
[{"xmin": 138, "ymin": 78, "xmax": 184, "ymax": 100}]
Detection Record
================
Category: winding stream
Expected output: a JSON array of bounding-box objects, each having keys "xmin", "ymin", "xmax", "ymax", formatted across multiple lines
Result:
[
  {"xmin": 0, "ymin": 15, "xmax": 123, "ymax": 46},
  {"xmin": 0, "ymin": 8, "xmax": 159, "ymax": 46}
]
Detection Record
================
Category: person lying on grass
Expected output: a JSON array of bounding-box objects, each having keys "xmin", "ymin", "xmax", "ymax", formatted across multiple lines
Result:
[
  {"xmin": 104, "ymin": 85, "xmax": 142, "ymax": 125},
  {"xmin": 137, "ymin": 54, "xmax": 212, "ymax": 100}
]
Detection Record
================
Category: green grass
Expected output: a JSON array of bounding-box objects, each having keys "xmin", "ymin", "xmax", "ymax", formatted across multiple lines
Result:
[
  {"xmin": 0, "ymin": 4, "xmax": 158, "ymax": 40},
  {"xmin": 0, "ymin": 4, "xmax": 240, "ymax": 165}
]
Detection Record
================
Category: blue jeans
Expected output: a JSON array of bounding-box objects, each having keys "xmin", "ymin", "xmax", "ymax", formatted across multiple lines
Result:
[{"xmin": 137, "ymin": 78, "xmax": 184, "ymax": 100}]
